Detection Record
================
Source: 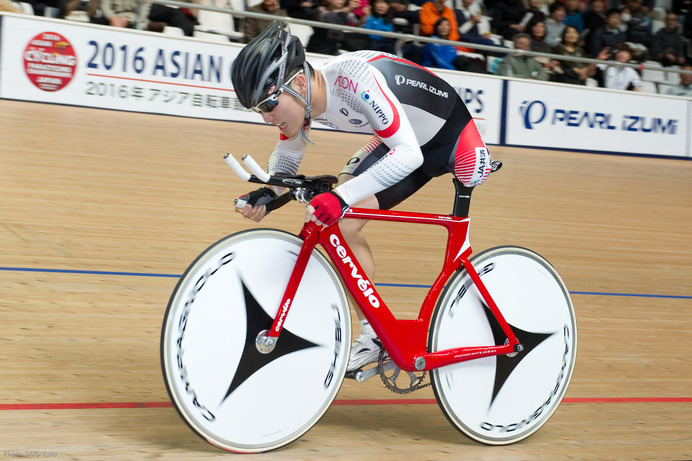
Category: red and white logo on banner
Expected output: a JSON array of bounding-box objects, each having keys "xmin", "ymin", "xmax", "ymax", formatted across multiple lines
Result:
[{"xmin": 23, "ymin": 32, "xmax": 77, "ymax": 92}]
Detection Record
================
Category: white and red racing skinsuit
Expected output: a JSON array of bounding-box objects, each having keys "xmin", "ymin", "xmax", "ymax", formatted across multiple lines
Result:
[{"xmin": 267, "ymin": 50, "xmax": 491, "ymax": 209}]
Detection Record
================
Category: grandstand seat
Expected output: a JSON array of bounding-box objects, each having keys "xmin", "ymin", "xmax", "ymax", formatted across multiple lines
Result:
[
  {"xmin": 194, "ymin": 2, "xmax": 244, "ymax": 42},
  {"xmin": 12, "ymin": 1, "xmax": 35, "ymax": 14},
  {"xmin": 290, "ymin": 23, "xmax": 313, "ymax": 47},
  {"xmin": 163, "ymin": 26, "xmax": 185, "ymax": 36},
  {"xmin": 640, "ymin": 80, "xmax": 659, "ymax": 93},
  {"xmin": 194, "ymin": 30, "xmax": 232, "ymax": 42}
]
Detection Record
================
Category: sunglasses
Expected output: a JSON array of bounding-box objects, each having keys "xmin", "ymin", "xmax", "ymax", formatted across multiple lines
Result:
[
  {"xmin": 250, "ymin": 70, "xmax": 303, "ymax": 114},
  {"xmin": 251, "ymin": 91, "xmax": 281, "ymax": 114}
]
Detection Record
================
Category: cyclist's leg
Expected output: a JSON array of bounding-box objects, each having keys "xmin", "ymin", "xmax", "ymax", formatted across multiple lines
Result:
[
  {"xmin": 340, "ymin": 145, "xmax": 433, "ymax": 371},
  {"xmin": 336, "ymin": 179, "xmax": 378, "ymax": 282}
]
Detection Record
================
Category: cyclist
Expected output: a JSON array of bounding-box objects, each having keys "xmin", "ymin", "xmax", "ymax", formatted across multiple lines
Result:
[{"xmin": 231, "ymin": 20, "xmax": 492, "ymax": 372}]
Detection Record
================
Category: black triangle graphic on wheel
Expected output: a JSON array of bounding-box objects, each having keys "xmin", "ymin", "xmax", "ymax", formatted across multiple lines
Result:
[
  {"xmin": 482, "ymin": 302, "xmax": 555, "ymax": 407},
  {"xmin": 222, "ymin": 280, "xmax": 319, "ymax": 401}
]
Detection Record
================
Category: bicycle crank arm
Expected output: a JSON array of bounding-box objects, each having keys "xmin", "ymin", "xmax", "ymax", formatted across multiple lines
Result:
[{"xmin": 347, "ymin": 360, "xmax": 397, "ymax": 383}]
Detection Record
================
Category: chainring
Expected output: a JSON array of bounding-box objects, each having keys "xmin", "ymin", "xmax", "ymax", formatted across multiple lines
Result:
[{"xmin": 378, "ymin": 349, "xmax": 431, "ymax": 394}]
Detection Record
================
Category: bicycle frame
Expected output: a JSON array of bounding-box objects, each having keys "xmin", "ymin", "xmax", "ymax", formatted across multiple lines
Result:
[{"xmin": 265, "ymin": 207, "xmax": 521, "ymax": 372}]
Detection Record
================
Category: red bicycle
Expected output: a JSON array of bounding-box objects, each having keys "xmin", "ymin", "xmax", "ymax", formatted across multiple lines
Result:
[{"xmin": 160, "ymin": 154, "xmax": 577, "ymax": 453}]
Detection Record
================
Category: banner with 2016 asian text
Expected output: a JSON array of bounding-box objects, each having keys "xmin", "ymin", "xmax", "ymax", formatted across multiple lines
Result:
[
  {"xmin": 0, "ymin": 13, "xmax": 503, "ymax": 144},
  {"xmin": 0, "ymin": 13, "xmax": 253, "ymax": 120}
]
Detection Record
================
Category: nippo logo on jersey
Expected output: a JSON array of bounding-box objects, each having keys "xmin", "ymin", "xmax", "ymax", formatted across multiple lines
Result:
[{"xmin": 24, "ymin": 32, "xmax": 77, "ymax": 92}]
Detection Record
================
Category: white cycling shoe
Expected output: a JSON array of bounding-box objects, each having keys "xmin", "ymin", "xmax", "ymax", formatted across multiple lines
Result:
[{"xmin": 346, "ymin": 333, "xmax": 387, "ymax": 372}]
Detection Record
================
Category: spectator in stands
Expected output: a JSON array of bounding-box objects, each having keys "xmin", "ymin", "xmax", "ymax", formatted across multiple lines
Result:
[
  {"xmin": 306, "ymin": 0, "xmax": 361, "ymax": 55},
  {"xmin": 420, "ymin": 0, "xmax": 461, "ymax": 41},
  {"xmin": 582, "ymin": 0, "xmax": 606, "ymax": 49},
  {"xmin": 420, "ymin": 17, "xmax": 488, "ymax": 71},
  {"xmin": 64, "ymin": 0, "xmax": 108, "ymax": 24},
  {"xmin": 456, "ymin": 0, "xmax": 496, "ymax": 47},
  {"xmin": 596, "ymin": 43, "xmax": 643, "ymax": 90},
  {"xmin": 281, "ymin": 0, "xmax": 316, "ymax": 19},
  {"xmin": 244, "ymin": 0, "xmax": 288, "ymax": 43},
  {"xmin": 684, "ymin": 10, "xmax": 692, "ymax": 42},
  {"xmin": 621, "ymin": 0, "xmax": 652, "ymax": 51},
  {"xmin": 504, "ymin": 0, "xmax": 548, "ymax": 36},
  {"xmin": 649, "ymin": 12, "xmax": 686, "ymax": 66},
  {"xmin": 350, "ymin": 0, "xmax": 371, "ymax": 23},
  {"xmin": 528, "ymin": 19, "xmax": 561, "ymax": 71},
  {"xmin": 486, "ymin": 0, "xmax": 526, "ymax": 39},
  {"xmin": 497, "ymin": 32, "xmax": 550, "ymax": 79},
  {"xmin": 552, "ymin": 24, "xmax": 596, "ymax": 84},
  {"xmin": 520, "ymin": 0, "xmax": 549, "ymax": 32},
  {"xmin": 563, "ymin": 0, "xmax": 584, "ymax": 33},
  {"xmin": 666, "ymin": 63, "xmax": 692, "ymax": 95},
  {"xmin": 673, "ymin": 0, "xmax": 692, "ymax": 20},
  {"xmin": 588, "ymin": 8, "xmax": 626, "ymax": 57},
  {"xmin": 0, "ymin": 0, "xmax": 23, "ymax": 12},
  {"xmin": 100, "ymin": 0, "xmax": 195, "ymax": 35},
  {"xmin": 388, "ymin": 0, "xmax": 418, "ymax": 33},
  {"xmin": 528, "ymin": 19, "xmax": 551, "ymax": 53},
  {"xmin": 364, "ymin": 0, "xmax": 396, "ymax": 53},
  {"xmin": 21, "ymin": 0, "xmax": 68, "ymax": 17},
  {"xmin": 544, "ymin": 2, "xmax": 567, "ymax": 47}
]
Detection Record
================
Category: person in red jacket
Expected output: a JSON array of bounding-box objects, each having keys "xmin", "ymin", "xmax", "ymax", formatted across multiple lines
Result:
[{"xmin": 419, "ymin": 0, "xmax": 460, "ymax": 41}]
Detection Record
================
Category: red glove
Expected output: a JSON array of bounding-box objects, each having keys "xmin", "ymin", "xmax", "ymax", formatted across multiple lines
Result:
[{"xmin": 310, "ymin": 191, "xmax": 349, "ymax": 226}]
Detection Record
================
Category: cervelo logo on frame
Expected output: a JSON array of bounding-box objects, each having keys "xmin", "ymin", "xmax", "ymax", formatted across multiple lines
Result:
[
  {"xmin": 329, "ymin": 234, "xmax": 379, "ymax": 308},
  {"xmin": 519, "ymin": 100, "xmax": 679, "ymax": 134}
]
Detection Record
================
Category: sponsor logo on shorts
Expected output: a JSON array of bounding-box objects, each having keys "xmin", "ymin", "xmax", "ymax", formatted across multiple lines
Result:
[{"xmin": 468, "ymin": 147, "xmax": 489, "ymax": 186}]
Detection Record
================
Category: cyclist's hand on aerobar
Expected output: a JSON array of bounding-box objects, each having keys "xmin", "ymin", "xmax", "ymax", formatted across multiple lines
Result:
[
  {"xmin": 305, "ymin": 191, "xmax": 349, "ymax": 226},
  {"xmin": 236, "ymin": 187, "xmax": 277, "ymax": 222}
]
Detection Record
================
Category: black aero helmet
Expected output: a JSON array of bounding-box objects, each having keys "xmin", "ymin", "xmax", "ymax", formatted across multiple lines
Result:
[{"xmin": 231, "ymin": 20, "xmax": 306, "ymax": 109}]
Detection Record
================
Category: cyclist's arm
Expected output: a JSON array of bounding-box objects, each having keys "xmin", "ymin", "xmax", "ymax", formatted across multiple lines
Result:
[
  {"xmin": 237, "ymin": 131, "xmax": 307, "ymax": 221},
  {"xmin": 334, "ymin": 67, "xmax": 423, "ymax": 206},
  {"xmin": 266, "ymin": 131, "xmax": 308, "ymax": 194}
]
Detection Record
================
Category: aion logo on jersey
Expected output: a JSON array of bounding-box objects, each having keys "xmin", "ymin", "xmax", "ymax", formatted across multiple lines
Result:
[
  {"xmin": 24, "ymin": 32, "xmax": 77, "ymax": 92},
  {"xmin": 334, "ymin": 75, "xmax": 358, "ymax": 93},
  {"xmin": 519, "ymin": 100, "xmax": 678, "ymax": 134}
]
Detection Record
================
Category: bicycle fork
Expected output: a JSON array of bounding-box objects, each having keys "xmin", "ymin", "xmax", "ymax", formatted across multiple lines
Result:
[{"xmin": 254, "ymin": 224, "xmax": 321, "ymax": 354}]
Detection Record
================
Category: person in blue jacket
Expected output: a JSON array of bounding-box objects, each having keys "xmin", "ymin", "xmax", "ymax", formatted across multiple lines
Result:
[
  {"xmin": 420, "ymin": 17, "xmax": 461, "ymax": 70},
  {"xmin": 364, "ymin": 0, "xmax": 396, "ymax": 53}
]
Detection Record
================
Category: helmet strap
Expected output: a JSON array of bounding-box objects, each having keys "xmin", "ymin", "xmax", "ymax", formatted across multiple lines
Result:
[{"xmin": 280, "ymin": 63, "xmax": 313, "ymax": 145}]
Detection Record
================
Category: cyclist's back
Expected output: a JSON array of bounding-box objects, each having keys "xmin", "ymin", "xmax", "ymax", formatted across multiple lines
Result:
[
  {"xmin": 315, "ymin": 50, "xmax": 467, "ymax": 147},
  {"xmin": 314, "ymin": 50, "xmax": 490, "ymax": 208}
]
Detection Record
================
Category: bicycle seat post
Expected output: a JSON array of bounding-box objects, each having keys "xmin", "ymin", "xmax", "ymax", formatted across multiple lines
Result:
[{"xmin": 452, "ymin": 179, "xmax": 474, "ymax": 217}]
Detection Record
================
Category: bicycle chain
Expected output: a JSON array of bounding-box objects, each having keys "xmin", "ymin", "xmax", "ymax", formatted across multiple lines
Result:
[{"xmin": 378, "ymin": 350, "xmax": 432, "ymax": 394}]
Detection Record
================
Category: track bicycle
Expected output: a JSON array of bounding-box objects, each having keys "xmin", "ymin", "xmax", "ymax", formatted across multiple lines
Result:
[{"xmin": 160, "ymin": 153, "xmax": 577, "ymax": 453}]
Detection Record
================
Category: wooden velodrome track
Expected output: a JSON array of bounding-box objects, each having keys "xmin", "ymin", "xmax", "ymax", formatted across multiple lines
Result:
[{"xmin": 1, "ymin": 98, "xmax": 691, "ymax": 460}]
